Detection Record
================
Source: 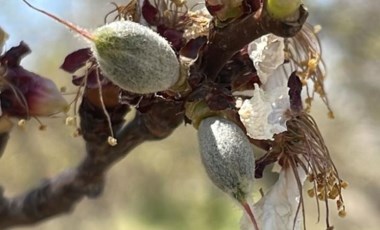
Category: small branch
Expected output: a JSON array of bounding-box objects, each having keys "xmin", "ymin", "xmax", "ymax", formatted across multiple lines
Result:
[
  {"xmin": 0, "ymin": 96, "xmax": 184, "ymax": 229},
  {"xmin": 191, "ymin": 3, "xmax": 308, "ymax": 84}
]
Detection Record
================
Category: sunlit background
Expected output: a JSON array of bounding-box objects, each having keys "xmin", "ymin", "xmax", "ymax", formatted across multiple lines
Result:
[{"xmin": 0, "ymin": 0, "xmax": 379, "ymax": 229}]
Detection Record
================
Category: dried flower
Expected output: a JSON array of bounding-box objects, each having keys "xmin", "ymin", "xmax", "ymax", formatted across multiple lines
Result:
[
  {"xmin": 0, "ymin": 42, "xmax": 68, "ymax": 118},
  {"xmin": 275, "ymin": 112, "xmax": 347, "ymax": 229},
  {"xmin": 285, "ymin": 24, "xmax": 333, "ymax": 116}
]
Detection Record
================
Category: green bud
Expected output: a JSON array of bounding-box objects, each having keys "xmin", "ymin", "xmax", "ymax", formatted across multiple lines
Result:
[
  {"xmin": 198, "ymin": 116, "xmax": 255, "ymax": 202},
  {"xmin": 266, "ymin": 0, "xmax": 302, "ymax": 20},
  {"xmin": 92, "ymin": 21, "xmax": 180, "ymax": 94}
]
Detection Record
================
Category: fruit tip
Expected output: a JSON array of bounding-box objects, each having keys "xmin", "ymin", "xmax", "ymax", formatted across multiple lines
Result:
[{"xmin": 241, "ymin": 201, "xmax": 260, "ymax": 230}]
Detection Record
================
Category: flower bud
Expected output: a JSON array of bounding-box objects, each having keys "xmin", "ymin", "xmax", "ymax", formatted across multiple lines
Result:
[
  {"xmin": 92, "ymin": 21, "xmax": 180, "ymax": 94},
  {"xmin": 198, "ymin": 116, "xmax": 255, "ymax": 202}
]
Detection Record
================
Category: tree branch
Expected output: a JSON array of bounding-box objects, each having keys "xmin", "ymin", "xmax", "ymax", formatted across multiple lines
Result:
[
  {"xmin": 0, "ymin": 2, "xmax": 308, "ymax": 228},
  {"xmin": 0, "ymin": 96, "xmax": 184, "ymax": 229}
]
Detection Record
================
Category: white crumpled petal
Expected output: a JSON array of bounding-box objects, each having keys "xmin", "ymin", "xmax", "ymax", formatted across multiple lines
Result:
[
  {"xmin": 247, "ymin": 34, "xmax": 285, "ymax": 84},
  {"xmin": 240, "ymin": 166, "xmax": 307, "ymax": 230},
  {"xmin": 238, "ymin": 84, "xmax": 290, "ymax": 140}
]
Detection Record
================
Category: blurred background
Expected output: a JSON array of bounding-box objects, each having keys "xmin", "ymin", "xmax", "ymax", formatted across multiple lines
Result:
[{"xmin": 0, "ymin": 0, "xmax": 379, "ymax": 229}]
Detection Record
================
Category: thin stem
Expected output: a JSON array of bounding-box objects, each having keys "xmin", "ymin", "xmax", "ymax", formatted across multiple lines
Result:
[{"xmin": 22, "ymin": 0, "xmax": 94, "ymax": 41}]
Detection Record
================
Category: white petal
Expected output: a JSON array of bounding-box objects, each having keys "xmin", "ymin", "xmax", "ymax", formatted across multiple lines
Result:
[
  {"xmin": 247, "ymin": 34, "xmax": 285, "ymax": 84},
  {"xmin": 238, "ymin": 84, "xmax": 290, "ymax": 140},
  {"xmin": 256, "ymin": 167, "xmax": 307, "ymax": 230}
]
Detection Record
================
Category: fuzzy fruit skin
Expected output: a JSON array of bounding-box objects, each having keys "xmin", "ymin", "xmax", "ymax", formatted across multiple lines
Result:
[
  {"xmin": 92, "ymin": 21, "xmax": 180, "ymax": 94},
  {"xmin": 266, "ymin": 0, "xmax": 302, "ymax": 20},
  {"xmin": 198, "ymin": 116, "xmax": 255, "ymax": 201}
]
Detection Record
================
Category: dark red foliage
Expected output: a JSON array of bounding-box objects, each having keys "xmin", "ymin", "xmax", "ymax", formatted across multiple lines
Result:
[
  {"xmin": 217, "ymin": 49, "xmax": 261, "ymax": 91},
  {"xmin": 288, "ymin": 71, "xmax": 303, "ymax": 112},
  {"xmin": 231, "ymin": 72, "xmax": 260, "ymax": 91},
  {"xmin": 248, "ymin": 0, "xmax": 261, "ymax": 13},
  {"xmin": 61, "ymin": 49, "xmax": 111, "ymax": 88},
  {"xmin": 187, "ymin": 83, "xmax": 235, "ymax": 111},
  {"xmin": 157, "ymin": 26, "xmax": 185, "ymax": 51},
  {"xmin": 0, "ymin": 41, "xmax": 30, "ymax": 67},
  {"xmin": 180, "ymin": 36, "xmax": 207, "ymax": 59},
  {"xmin": 142, "ymin": 0, "xmax": 187, "ymax": 52},
  {"xmin": 206, "ymin": 86, "xmax": 235, "ymax": 110},
  {"xmin": 1, "ymin": 70, "xmax": 45, "ymax": 117},
  {"xmin": 142, "ymin": 0, "xmax": 158, "ymax": 25},
  {"xmin": 60, "ymin": 48, "xmax": 92, "ymax": 73},
  {"xmin": 0, "ymin": 42, "xmax": 66, "ymax": 117}
]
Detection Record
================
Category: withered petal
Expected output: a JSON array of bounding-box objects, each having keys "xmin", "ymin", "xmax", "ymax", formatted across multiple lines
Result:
[
  {"xmin": 60, "ymin": 48, "xmax": 92, "ymax": 73},
  {"xmin": 180, "ymin": 36, "xmax": 207, "ymax": 59},
  {"xmin": 142, "ymin": 0, "xmax": 159, "ymax": 25},
  {"xmin": 157, "ymin": 26, "xmax": 185, "ymax": 51},
  {"xmin": 2, "ymin": 65, "xmax": 67, "ymax": 117},
  {"xmin": 288, "ymin": 71, "xmax": 303, "ymax": 112},
  {"xmin": 0, "ymin": 41, "xmax": 30, "ymax": 67}
]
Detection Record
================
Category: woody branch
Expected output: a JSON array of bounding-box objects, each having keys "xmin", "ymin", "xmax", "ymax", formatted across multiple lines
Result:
[{"xmin": 0, "ymin": 1, "xmax": 307, "ymax": 228}]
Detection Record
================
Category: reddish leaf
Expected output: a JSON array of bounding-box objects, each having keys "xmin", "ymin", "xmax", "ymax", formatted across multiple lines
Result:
[
  {"xmin": 157, "ymin": 25, "xmax": 185, "ymax": 51},
  {"xmin": 288, "ymin": 71, "xmax": 303, "ymax": 112},
  {"xmin": 231, "ymin": 72, "xmax": 260, "ymax": 92},
  {"xmin": 60, "ymin": 48, "xmax": 92, "ymax": 73},
  {"xmin": 0, "ymin": 41, "xmax": 30, "ymax": 67},
  {"xmin": 206, "ymin": 86, "xmax": 235, "ymax": 110},
  {"xmin": 251, "ymin": 0, "xmax": 261, "ymax": 12},
  {"xmin": 2, "ymin": 66, "xmax": 67, "ymax": 117},
  {"xmin": 180, "ymin": 36, "xmax": 207, "ymax": 59},
  {"xmin": 0, "ymin": 42, "xmax": 67, "ymax": 117},
  {"xmin": 142, "ymin": 0, "xmax": 158, "ymax": 25}
]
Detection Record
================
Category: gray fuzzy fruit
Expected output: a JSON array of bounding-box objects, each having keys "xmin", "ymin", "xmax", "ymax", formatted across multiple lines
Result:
[
  {"xmin": 198, "ymin": 116, "xmax": 255, "ymax": 202},
  {"xmin": 22, "ymin": 0, "xmax": 180, "ymax": 94},
  {"xmin": 92, "ymin": 21, "xmax": 180, "ymax": 94}
]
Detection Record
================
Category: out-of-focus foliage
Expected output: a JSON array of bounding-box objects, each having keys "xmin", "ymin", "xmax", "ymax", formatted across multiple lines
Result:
[{"xmin": 0, "ymin": 0, "xmax": 379, "ymax": 229}]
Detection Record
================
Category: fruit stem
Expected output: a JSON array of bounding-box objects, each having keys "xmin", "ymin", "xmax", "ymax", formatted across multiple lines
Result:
[
  {"xmin": 22, "ymin": 0, "xmax": 95, "ymax": 42},
  {"xmin": 242, "ymin": 201, "xmax": 260, "ymax": 230}
]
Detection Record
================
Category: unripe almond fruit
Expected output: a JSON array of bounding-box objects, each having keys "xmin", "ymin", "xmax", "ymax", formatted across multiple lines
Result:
[
  {"xmin": 198, "ymin": 116, "xmax": 259, "ymax": 230},
  {"xmin": 92, "ymin": 21, "xmax": 179, "ymax": 94},
  {"xmin": 23, "ymin": 0, "xmax": 180, "ymax": 94}
]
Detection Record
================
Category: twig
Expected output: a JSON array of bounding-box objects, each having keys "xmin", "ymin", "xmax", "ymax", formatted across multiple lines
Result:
[
  {"xmin": 190, "ymin": 4, "xmax": 308, "ymax": 84},
  {"xmin": 0, "ymin": 96, "xmax": 184, "ymax": 229}
]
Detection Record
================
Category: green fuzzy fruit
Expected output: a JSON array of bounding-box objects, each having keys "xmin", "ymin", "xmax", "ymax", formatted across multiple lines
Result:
[
  {"xmin": 92, "ymin": 21, "xmax": 180, "ymax": 94},
  {"xmin": 266, "ymin": 0, "xmax": 302, "ymax": 20},
  {"xmin": 198, "ymin": 116, "xmax": 255, "ymax": 202}
]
